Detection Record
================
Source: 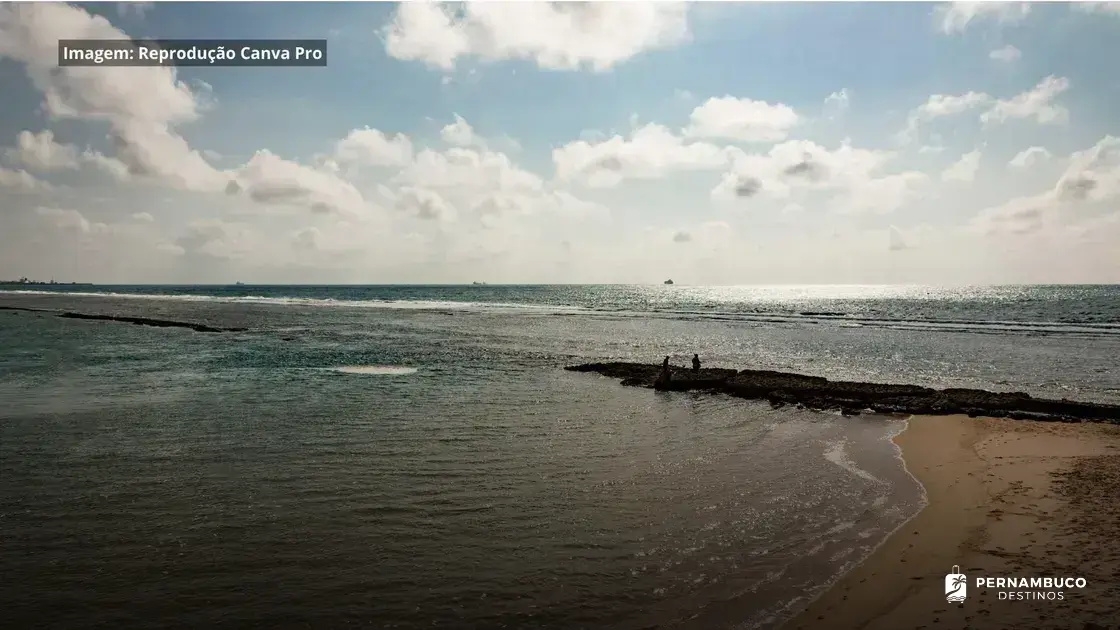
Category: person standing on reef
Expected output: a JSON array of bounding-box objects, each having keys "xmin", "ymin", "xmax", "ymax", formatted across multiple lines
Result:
[
  {"xmin": 692, "ymin": 354, "xmax": 701, "ymax": 372},
  {"xmin": 655, "ymin": 355, "xmax": 673, "ymax": 389}
]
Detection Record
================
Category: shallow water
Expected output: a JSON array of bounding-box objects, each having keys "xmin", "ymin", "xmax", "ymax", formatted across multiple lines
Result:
[{"xmin": 1, "ymin": 285, "xmax": 1115, "ymax": 628}]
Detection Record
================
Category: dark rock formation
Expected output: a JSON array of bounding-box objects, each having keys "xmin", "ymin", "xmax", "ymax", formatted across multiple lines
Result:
[
  {"xmin": 565, "ymin": 362, "xmax": 1120, "ymax": 424},
  {"xmin": 0, "ymin": 306, "xmax": 246, "ymax": 333}
]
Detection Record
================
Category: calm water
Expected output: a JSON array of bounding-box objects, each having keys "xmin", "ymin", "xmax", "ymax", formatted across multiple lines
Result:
[{"xmin": 2, "ymin": 285, "xmax": 1118, "ymax": 629}]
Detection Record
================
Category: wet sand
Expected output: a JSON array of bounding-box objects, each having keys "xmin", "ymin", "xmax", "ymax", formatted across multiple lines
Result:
[{"xmin": 783, "ymin": 414, "xmax": 1120, "ymax": 630}]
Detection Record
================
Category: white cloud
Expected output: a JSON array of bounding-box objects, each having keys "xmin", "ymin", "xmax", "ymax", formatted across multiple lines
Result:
[
  {"xmin": 0, "ymin": 166, "xmax": 48, "ymax": 191},
  {"xmin": 935, "ymin": 2, "xmax": 1032, "ymax": 35},
  {"xmin": 941, "ymin": 149, "xmax": 982, "ymax": 182},
  {"xmin": 1075, "ymin": 2, "xmax": 1120, "ymax": 15},
  {"xmin": 383, "ymin": 2, "xmax": 690, "ymax": 72},
  {"xmin": 1055, "ymin": 135, "xmax": 1120, "ymax": 203},
  {"xmin": 35, "ymin": 207, "xmax": 105, "ymax": 234},
  {"xmin": 899, "ymin": 91, "xmax": 991, "ymax": 143},
  {"xmin": 1008, "ymin": 146, "xmax": 1052, "ymax": 169},
  {"xmin": 980, "ymin": 75, "xmax": 1070, "ymax": 126},
  {"xmin": 823, "ymin": 89, "xmax": 850, "ymax": 117},
  {"xmin": 132, "ymin": 212, "xmax": 155, "ymax": 223},
  {"xmin": 989, "ymin": 44, "xmax": 1021, "ymax": 62},
  {"xmin": 399, "ymin": 146, "xmax": 543, "ymax": 193},
  {"xmin": 5, "ymin": 130, "xmax": 79, "ymax": 171},
  {"xmin": 440, "ymin": 114, "xmax": 481, "ymax": 148},
  {"xmin": 392, "ymin": 186, "xmax": 458, "ymax": 222},
  {"xmin": 683, "ymin": 96, "xmax": 800, "ymax": 143},
  {"xmin": 971, "ymin": 136, "xmax": 1120, "ymax": 237},
  {"xmin": 230, "ymin": 150, "xmax": 371, "ymax": 216},
  {"xmin": 553, "ymin": 122, "xmax": 730, "ymax": 187},
  {"xmin": 969, "ymin": 191, "xmax": 1054, "ymax": 236},
  {"xmin": 81, "ymin": 149, "xmax": 131, "ymax": 181},
  {"xmin": 174, "ymin": 219, "xmax": 250, "ymax": 259},
  {"xmin": 0, "ymin": 3, "xmax": 227, "ymax": 192},
  {"xmin": 116, "ymin": 2, "xmax": 154, "ymax": 18},
  {"xmin": 334, "ymin": 127, "xmax": 413, "ymax": 167},
  {"xmin": 712, "ymin": 139, "xmax": 928, "ymax": 214}
]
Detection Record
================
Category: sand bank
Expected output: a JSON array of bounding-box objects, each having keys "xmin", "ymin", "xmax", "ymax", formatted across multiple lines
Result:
[{"xmin": 783, "ymin": 415, "xmax": 1120, "ymax": 630}]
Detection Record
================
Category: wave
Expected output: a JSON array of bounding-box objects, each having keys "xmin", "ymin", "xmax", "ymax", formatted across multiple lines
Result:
[
  {"xmin": 0, "ymin": 289, "xmax": 590, "ymax": 315},
  {"xmin": 4, "ymin": 288, "xmax": 1117, "ymax": 338}
]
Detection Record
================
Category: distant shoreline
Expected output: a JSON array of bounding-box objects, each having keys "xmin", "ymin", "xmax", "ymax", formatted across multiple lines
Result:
[{"xmin": 0, "ymin": 281, "xmax": 92, "ymax": 286}]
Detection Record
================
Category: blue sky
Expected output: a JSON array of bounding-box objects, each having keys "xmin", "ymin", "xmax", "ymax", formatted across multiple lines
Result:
[{"xmin": 1, "ymin": 1, "xmax": 1119, "ymax": 284}]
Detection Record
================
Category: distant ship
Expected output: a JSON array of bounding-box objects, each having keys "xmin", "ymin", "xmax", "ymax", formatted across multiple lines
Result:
[
  {"xmin": 664, "ymin": 279, "xmax": 674, "ymax": 285},
  {"xmin": 472, "ymin": 281, "xmax": 487, "ymax": 286},
  {"xmin": 234, "ymin": 281, "xmax": 245, "ymax": 286}
]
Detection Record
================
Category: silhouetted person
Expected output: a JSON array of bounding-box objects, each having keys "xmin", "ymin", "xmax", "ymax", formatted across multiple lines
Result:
[
  {"xmin": 692, "ymin": 354, "xmax": 701, "ymax": 372},
  {"xmin": 656, "ymin": 355, "xmax": 672, "ymax": 389}
]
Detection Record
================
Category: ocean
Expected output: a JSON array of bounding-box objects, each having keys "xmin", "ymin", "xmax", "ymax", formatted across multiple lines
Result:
[{"xmin": 2, "ymin": 284, "xmax": 1118, "ymax": 629}]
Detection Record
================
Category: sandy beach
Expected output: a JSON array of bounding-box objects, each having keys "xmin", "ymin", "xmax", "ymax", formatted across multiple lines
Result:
[{"xmin": 784, "ymin": 414, "xmax": 1120, "ymax": 630}]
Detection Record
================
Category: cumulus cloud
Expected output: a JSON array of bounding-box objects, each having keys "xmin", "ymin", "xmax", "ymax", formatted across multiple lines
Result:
[
  {"xmin": 230, "ymin": 150, "xmax": 370, "ymax": 216},
  {"xmin": 383, "ymin": 2, "xmax": 690, "ymax": 72},
  {"xmin": 116, "ymin": 2, "xmax": 154, "ymax": 18},
  {"xmin": 0, "ymin": 166, "xmax": 49, "ymax": 191},
  {"xmin": 712, "ymin": 139, "xmax": 927, "ymax": 214},
  {"xmin": 981, "ymin": 75, "xmax": 1070, "ymax": 126},
  {"xmin": 5, "ymin": 130, "xmax": 78, "ymax": 171},
  {"xmin": 970, "ymin": 192, "xmax": 1052, "ymax": 236},
  {"xmin": 899, "ymin": 91, "xmax": 992, "ymax": 143},
  {"xmin": 81, "ymin": 149, "xmax": 131, "ymax": 181},
  {"xmin": 334, "ymin": 127, "xmax": 413, "ymax": 167},
  {"xmin": 553, "ymin": 122, "xmax": 730, "ymax": 187},
  {"xmin": 131, "ymin": 212, "xmax": 154, "ymax": 223},
  {"xmin": 934, "ymin": 2, "xmax": 1032, "ymax": 35},
  {"xmin": 440, "ymin": 114, "xmax": 482, "ymax": 148},
  {"xmin": 971, "ymin": 136, "xmax": 1120, "ymax": 236},
  {"xmin": 174, "ymin": 219, "xmax": 250, "ymax": 259},
  {"xmin": 941, "ymin": 149, "xmax": 982, "ymax": 182},
  {"xmin": 292, "ymin": 226, "xmax": 321, "ymax": 251},
  {"xmin": 392, "ymin": 186, "xmax": 458, "ymax": 221},
  {"xmin": 0, "ymin": 3, "xmax": 227, "ymax": 192},
  {"xmin": 399, "ymin": 146, "xmax": 543, "ymax": 193},
  {"xmin": 1056, "ymin": 135, "xmax": 1120, "ymax": 202},
  {"xmin": 823, "ymin": 89, "xmax": 850, "ymax": 117},
  {"xmin": 683, "ymin": 96, "xmax": 800, "ymax": 143},
  {"xmin": 35, "ymin": 207, "xmax": 105, "ymax": 234},
  {"xmin": 1075, "ymin": 2, "xmax": 1120, "ymax": 15},
  {"xmin": 989, "ymin": 44, "xmax": 1021, "ymax": 62},
  {"xmin": 1008, "ymin": 146, "xmax": 1052, "ymax": 169}
]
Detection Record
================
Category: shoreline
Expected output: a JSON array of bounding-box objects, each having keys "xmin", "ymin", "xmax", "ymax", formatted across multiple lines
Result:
[{"xmin": 781, "ymin": 414, "xmax": 1120, "ymax": 630}]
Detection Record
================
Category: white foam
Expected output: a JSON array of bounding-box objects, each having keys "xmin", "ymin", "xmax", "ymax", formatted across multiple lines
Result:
[
  {"xmin": 822, "ymin": 439, "xmax": 883, "ymax": 484},
  {"xmin": 0, "ymin": 289, "xmax": 587, "ymax": 315},
  {"xmin": 329, "ymin": 366, "xmax": 418, "ymax": 375}
]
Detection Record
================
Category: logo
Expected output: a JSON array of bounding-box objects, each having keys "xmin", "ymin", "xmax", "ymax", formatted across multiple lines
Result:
[{"xmin": 946, "ymin": 565, "xmax": 967, "ymax": 603}]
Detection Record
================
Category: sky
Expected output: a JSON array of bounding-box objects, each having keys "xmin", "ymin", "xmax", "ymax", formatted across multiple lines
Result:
[{"xmin": 1, "ymin": 0, "xmax": 1119, "ymax": 285}]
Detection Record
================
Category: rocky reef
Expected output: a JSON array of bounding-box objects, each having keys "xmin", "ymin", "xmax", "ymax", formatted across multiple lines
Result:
[
  {"xmin": 0, "ymin": 306, "xmax": 246, "ymax": 333},
  {"xmin": 565, "ymin": 362, "xmax": 1120, "ymax": 423}
]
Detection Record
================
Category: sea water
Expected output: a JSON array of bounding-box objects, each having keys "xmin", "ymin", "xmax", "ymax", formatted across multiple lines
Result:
[{"xmin": 1, "ymin": 285, "xmax": 1117, "ymax": 628}]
